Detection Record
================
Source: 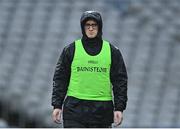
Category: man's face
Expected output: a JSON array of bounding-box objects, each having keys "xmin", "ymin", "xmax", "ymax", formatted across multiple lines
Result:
[{"xmin": 84, "ymin": 20, "xmax": 98, "ymax": 38}]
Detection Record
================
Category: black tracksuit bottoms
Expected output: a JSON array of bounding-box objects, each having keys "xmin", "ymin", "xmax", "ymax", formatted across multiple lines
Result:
[{"xmin": 63, "ymin": 119, "xmax": 112, "ymax": 128}]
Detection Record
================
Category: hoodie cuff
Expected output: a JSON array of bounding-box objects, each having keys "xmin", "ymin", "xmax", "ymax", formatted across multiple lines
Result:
[
  {"xmin": 114, "ymin": 106, "xmax": 124, "ymax": 112},
  {"xmin": 53, "ymin": 105, "xmax": 62, "ymax": 109}
]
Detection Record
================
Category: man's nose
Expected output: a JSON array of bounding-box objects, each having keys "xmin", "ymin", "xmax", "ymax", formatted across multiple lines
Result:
[{"xmin": 89, "ymin": 26, "xmax": 94, "ymax": 31}]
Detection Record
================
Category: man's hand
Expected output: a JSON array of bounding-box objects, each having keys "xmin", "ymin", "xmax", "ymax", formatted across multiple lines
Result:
[
  {"xmin": 52, "ymin": 108, "xmax": 62, "ymax": 124},
  {"xmin": 114, "ymin": 111, "xmax": 123, "ymax": 127}
]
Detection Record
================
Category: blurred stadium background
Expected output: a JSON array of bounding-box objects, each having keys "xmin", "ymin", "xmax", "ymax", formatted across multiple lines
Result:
[{"xmin": 0, "ymin": 0, "xmax": 180, "ymax": 127}]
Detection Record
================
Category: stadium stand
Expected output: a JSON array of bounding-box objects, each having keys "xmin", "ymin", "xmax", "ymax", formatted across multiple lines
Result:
[{"xmin": 0, "ymin": 0, "xmax": 180, "ymax": 127}]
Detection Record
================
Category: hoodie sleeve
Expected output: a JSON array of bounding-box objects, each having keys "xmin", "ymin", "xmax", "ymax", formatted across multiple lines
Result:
[
  {"xmin": 110, "ymin": 44, "xmax": 128, "ymax": 112},
  {"xmin": 51, "ymin": 43, "xmax": 74, "ymax": 109}
]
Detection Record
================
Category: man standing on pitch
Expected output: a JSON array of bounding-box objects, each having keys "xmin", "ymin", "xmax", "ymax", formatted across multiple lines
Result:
[{"xmin": 51, "ymin": 11, "xmax": 128, "ymax": 128}]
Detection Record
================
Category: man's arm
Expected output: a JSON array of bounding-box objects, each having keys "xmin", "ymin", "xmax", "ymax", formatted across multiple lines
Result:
[
  {"xmin": 110, "ymin": 44, "xmax": 128, "ymax": 112},
  {"xmin": 51, "ymin": 44, "xmax": 73, "ymax": 109},
  {"xmin": 110, "ymin": 44, "xmax": 128, "ymax": 126}
]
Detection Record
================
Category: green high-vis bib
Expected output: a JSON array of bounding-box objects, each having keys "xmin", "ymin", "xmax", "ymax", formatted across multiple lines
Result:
[{"xmin": 67, "ymin": 39, "xmax": 112, "ymax": 100}]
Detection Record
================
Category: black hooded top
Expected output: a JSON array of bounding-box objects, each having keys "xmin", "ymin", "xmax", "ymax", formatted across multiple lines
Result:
[{"xmin": 51, "ymin": 11, "xmax": 128, "ymax": 124}]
